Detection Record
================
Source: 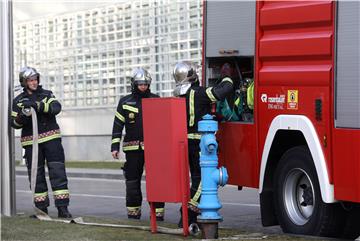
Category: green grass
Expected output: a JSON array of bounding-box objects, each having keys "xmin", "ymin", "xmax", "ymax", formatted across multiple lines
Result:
[
  {"xmin": 1, "ymin": 215, "xmax": 186, "ymax": 241},
  {"xmin": 65, "ymin": 161, "xmax": 124, "ymax": 169},
  {"xmin": 1, "ymin": 214, "xmax": 315, "ymax": 241}
]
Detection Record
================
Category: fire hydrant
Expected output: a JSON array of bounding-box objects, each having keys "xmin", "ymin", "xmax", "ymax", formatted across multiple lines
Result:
[{"xmin": 197, "ymin": 114, "xmax": 228, "ymax": 239}]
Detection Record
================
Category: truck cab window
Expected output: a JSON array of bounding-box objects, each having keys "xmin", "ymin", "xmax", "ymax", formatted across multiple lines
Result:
[{"xmin": 206, "ymin": 56, "xmax": 254, "ymax": 123}]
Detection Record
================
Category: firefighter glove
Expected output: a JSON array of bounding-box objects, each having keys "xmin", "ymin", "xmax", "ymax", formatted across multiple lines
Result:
[{"xmin": 22, "ymin": 100, "xmax": 38, "ymax": 110}]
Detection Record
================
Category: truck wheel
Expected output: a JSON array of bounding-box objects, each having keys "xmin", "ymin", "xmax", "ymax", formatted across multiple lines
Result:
[{"xmin": 274, "ymin": 146, "xmax": 345, "ymax": 237}]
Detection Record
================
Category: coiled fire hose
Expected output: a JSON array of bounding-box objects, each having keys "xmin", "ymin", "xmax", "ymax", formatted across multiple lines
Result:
[{"xmin": 24, "ymin": 107, "xmax": 200, "ymax": 236}]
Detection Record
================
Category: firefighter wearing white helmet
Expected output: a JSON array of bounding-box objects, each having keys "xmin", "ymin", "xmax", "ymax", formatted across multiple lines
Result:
[
  {"xmin": 111, "ymin": 67, "xmax": 165, "ymax": 220},
  {"xmin": 11, "ymin": 66, "xmax": 72, "ymax": 218},
  {"xmin": 173, "ymin": 61, "xmax": 234, "ymax": 227},
  {"xmin": 173, "ymin": 61, "xmax": 199, "ymax": 96}
]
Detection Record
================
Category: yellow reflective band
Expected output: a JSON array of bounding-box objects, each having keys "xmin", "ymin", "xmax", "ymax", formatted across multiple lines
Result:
[
  {"xmin": 43, "ymin": 97, "xmax": 56, "ymax": 113},
  {"xmin": 234, "ymin": 97, "xmax": 240, "ymax": 107},
  {"xmin": 41, "ymin": 97, "xmax": 48, "ymax": 103},
  {"xmin": 189, "ymin": 199, "xmax": 198, "ymax": 207},
  {"xmin": 47, "ymin": 97, "xmax": 56, "ymax": 104},
  {"xmin": 34, "ymin": 191, "xmax": 48, "ymax": 197},
  {"xmin": 192, "ymin": 182, "xmax": 202, "ymax": 203},
  {"xmin": 222, "ymin": 77, "xmax": 233, "ymax": 84},
  {"xmin": 155, "ymin": 208, "xmax": 164, "ymax": 213},
  {"xmin": 11, "ymin": 111, "xmax": 18, "ymax": 117},
  {"xmin": 44, "ymin": 102, "xmax": 49, "ymax": 113},
  {"xmin": 206, "ymin": 87, "xmax": 217, "ymax": 102},
  {"xmin": 53, "ymin": 189, "xmax": 69, "ymax": 195},
  {"xmin": 127, "ymin": 206, "xmax": 141, "ymax": 211},
  {"xmin": 14, "ymin": 120, "xmax": 22, "ymax": 127},
  {"xmin": 115, "ymin": 112, "xmax": 125, "ymax": 122},
  {"xmin": 187, "ymin": 133, "xmax": 201, "ymax": 139},
  {"xmin": 123, "ymin": 105, "xmax": 138, "ymax": 113},
  {"xmin": 189, "ymin": 90, "xmax": 195, "ymax": 127},
  {"xmin": 112, "ymin": 138, "xmax": 121, "ymax": 144},
  {"xmin": 21, "ymin": 133, "xmax": 61, "ymax": 147},
  {"xmin": 123, "ymin": 145, "xmax": 140, "ymax": 151}
]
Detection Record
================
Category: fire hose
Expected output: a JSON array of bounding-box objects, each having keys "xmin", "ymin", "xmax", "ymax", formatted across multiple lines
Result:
[{"xmin": 24, "ymin": 107, "xmax": 200, "ymax": 236}]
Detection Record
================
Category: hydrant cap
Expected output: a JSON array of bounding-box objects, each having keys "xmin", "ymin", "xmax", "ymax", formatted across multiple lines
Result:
[{"xmin": 198, "ymin": 114, "xmax": 218, "ymax": 132}]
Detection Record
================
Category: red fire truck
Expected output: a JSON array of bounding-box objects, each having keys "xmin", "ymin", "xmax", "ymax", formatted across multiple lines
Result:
[{"xmin": 203, "ymin": 1, "xmax": 360, "ymax": 239}]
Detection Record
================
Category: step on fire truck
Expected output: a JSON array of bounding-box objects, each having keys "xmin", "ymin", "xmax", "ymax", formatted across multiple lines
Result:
[{"xmin": 203, "ymin": 1, "xmax": 360, "ymax": 239}]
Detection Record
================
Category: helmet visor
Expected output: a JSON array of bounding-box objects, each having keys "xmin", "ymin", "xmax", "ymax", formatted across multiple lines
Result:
[
  {"xmin": 27, "ymin": 75, "xmax": 39, "ymax": 81},
  {"xmin": 134, "ymin": 79, "xmax": 151, "ymax": 85}
]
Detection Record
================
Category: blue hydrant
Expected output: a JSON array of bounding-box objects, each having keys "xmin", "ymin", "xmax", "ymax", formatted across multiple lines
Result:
[{"xmin": 197, "ymin": 114, "xmax": 228, "ymax": 239}]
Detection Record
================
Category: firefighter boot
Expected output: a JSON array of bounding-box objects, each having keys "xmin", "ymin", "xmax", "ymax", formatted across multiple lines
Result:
[
  {"xmin": 58, "ymin": 206, "xmax": 72, "ymax": 218},
  {"xmin": 156, "ymin": 212, "xmax": 164, "ymax": 221},
  {"xmin": 177, "ymin": 207, "xmax": 198, "ymax": 228},
  {"xmin": 128, "ymin": 208, "xmax": 141, "ymax": 219},
  {"xmin": 29, "ymin": 207, "xmax": 48, "ymax": 218}
]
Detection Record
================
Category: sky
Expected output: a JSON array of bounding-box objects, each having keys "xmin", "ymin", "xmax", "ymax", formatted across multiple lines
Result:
[{"xmin": 13, "ymin": 0, "xmax": 121, "ymax": 22}]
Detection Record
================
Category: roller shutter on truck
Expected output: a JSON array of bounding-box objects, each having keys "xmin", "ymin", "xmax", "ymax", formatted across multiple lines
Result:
[
  {"xmin": 335, "ymin": 1, "xmax": 360, "ymax": 129},
  {"xmin": 205, "ymin": 1, "xmax": 256, "ymax": 57}
]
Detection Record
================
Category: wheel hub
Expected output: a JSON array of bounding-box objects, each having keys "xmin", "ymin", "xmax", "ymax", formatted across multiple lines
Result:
[
  {"xmin": 300, "ymin": 184, "xmax": 314, "ymax": 206},
  {"xmin": 283, "ymin": 168, "xmax": 315, "ymax": 225}
]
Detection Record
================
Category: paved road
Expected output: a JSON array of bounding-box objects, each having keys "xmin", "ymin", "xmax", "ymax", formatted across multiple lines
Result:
[{"xmin": 16, "ymin": 175, "xmax": 282, "ymax": 235}]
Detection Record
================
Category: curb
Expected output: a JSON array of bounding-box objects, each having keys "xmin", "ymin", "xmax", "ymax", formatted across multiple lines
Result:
[{"xmin": 16, "ymin": 170, "xmax": 145, "ymax": 180}]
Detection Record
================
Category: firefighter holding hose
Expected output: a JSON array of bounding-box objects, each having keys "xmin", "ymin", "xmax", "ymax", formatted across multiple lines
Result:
[{"xmin": 11, "ymin": 66, "xmax": 72, "ymax": 218}]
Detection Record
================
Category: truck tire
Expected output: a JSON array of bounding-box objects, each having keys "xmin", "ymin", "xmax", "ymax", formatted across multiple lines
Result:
[
  {"xmin": 273, "ymin": 146, "xmax": 345, "ymax": 237},
  {"xmin": 341, "ymin": 205, "xmax": 360, "ymax": 239}
]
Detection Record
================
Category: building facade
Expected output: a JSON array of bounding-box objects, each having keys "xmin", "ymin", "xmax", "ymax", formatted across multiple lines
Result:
[{"xmin": 13, "ymin": 0, "xmax": 203, "ymax": 161}]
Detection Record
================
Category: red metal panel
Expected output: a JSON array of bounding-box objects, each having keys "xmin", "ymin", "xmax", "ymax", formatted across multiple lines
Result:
[
  {"xmin": 256, "ymin": 1, "xmax": 335, "ymax": 185},
  {"xmin": 260, "ymin": 1, "xmax": 332, "ymax": 27},
  {"xmin": 143, "ymin": 98, "xmax": 190, "ymax": 203},
  {"xmin": 260, "ymin": 33, "xmax": 332, "ymax": 57},
  {"xmin": 217, "ymin": 123, "xmax": 257, "ymax": 188},
  {"xmin": 259, "ymin": 65, "xmax": 332, "ymax": 86},
  {"xmin": 333, "ymin": 129, "xmax": 360, "ymax": 202}
]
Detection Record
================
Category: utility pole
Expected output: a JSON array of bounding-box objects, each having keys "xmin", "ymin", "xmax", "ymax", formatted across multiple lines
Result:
[{"xmin": 1, "ymin": 0, "xmax": 16, "ymax": 216}]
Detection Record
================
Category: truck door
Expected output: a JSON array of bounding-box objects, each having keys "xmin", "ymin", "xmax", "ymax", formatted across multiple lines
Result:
[{"xmin": 203, "ymin": 1, "xmax": 258, "ymax": 188}]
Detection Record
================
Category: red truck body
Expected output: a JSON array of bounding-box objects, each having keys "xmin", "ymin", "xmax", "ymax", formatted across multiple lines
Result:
[{"xmin": 203, "ymin": 1, "xmax": 360, "ymax": 238}]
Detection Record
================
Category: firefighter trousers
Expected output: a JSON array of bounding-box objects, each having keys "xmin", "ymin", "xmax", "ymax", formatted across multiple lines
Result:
[
  {"xmin": 188, "ymin": 139, "xmax": 202, "ymax": 212},
  {"xmin": 24, "ymin": 138, "xmax": 70, "ymax": 209},
  {"xmin": 124, "ymin": 150, "xmax": 164, "ymax": 216},
  {"xmin": 177, "ymin": 139, "xmax": 202, "ymax": 227}
]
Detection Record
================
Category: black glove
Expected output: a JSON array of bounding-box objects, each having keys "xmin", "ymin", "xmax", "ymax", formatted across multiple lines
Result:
[
  {"xmin": 15, "ymin": 111, "xmax": 30, "ymax": 124},
  {"xmin": 22, "ymin": 100, "xmax": 37, "ymax": 109}
]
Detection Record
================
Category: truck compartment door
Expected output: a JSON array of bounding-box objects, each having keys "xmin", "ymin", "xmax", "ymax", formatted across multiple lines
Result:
[
  {"xmin": 335, "ymin": 1, "xmax": 360, "ymax": 129},
  {"xmin": 205, "ymin": 1, "xmax": 256, "ymax": 57}
]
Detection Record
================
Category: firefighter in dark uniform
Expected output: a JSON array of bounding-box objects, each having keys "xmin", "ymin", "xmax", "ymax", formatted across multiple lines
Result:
[
  {"xmin": 11, "ymin": 66, "xmax": 72, "ymax": 218},
  {"xmin": 172, "ymin": 61, "xmax": 234, "ymax": 226},
  {"xmin": 111, "ymin": 67, "xmax": 165, "ymax": 220}
]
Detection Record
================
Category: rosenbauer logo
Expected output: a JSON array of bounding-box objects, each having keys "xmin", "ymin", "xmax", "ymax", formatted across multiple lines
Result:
[
  {"xmin": 261, "ymin": 94, "xmax": 267, "ymax": 103},
  {"xmin": 261, "ymin": 93, "xmax": 285, "ymax": 110}
]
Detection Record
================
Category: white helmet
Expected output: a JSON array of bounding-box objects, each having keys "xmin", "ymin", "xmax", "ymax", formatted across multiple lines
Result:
[
  {"xmin": 19, "ymin": 66, "xmax": 40, "ymax": 87},
  {"xmin": 131, "ymin": 67, "xmax": 152, "ymax": 86},
  {"xmin": 172, "ymin": 61, "xmax": 198, "ymax": 96}
]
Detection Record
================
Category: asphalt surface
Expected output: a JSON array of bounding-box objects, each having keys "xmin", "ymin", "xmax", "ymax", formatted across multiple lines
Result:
[{"xmin": 15, "ymin": 166, "xmax": 282, "ymax": 235}]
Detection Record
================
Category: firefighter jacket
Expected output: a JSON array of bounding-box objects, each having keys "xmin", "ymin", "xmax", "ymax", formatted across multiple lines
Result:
[
  {"xmin": 185, "ymin": 77, "xmax": 234, "ymax": 140},
  {"xmin": 11, "ymin": 86, "xmax": 62, "ymax": 147},
  {"xmin": 111, "ymin": 90, "xmax": 159, "ymax": 152}
]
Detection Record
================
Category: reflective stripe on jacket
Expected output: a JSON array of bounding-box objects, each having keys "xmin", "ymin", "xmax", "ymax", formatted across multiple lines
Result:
[
  {"xmin": 11, "ymin": 86, "xmax": 62, "ymax": 146},
  {"xmin": 111, "ymin": 91, "xmax": 159, "ymax": 152}
]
